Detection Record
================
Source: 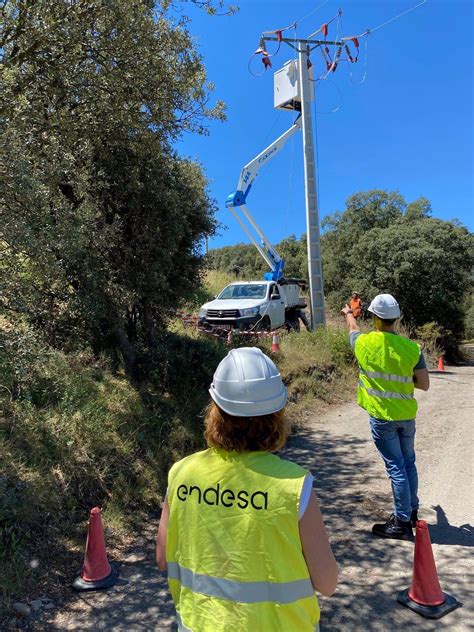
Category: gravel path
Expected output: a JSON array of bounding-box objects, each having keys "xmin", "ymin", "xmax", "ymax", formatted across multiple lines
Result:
[
  {"xmin": 35, "ymin": 363, "xmax": 474, "ymax": 631},
  {"xmin": 286, "ymin": 363, "xmax": 474, "ymax": 632}
]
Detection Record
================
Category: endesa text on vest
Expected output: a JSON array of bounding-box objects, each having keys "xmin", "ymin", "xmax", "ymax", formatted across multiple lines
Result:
[{"xmin": 176, "ymin": 482, "xmax": 268, "ymax": 510}]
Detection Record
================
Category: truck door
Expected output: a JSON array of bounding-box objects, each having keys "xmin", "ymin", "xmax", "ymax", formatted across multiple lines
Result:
[{"xmin": 268, "ymin": 284, "xmax": 285, "ymax": 328}]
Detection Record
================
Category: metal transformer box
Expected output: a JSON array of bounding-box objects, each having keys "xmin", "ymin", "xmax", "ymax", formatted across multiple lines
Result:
[{"xmin": 274, "ymin": 59, "xmax": 314, "ymax": 111}]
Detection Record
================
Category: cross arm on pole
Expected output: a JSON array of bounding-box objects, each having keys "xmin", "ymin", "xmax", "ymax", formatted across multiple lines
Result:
[{"xmin": 263, "ymin": 35, "xmax": 345, "ymax": 52}]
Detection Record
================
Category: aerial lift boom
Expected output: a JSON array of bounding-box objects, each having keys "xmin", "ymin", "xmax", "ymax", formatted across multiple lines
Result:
[{"xmin": 225, "ymin": 116, "xmax": 302, "ymax": 281}]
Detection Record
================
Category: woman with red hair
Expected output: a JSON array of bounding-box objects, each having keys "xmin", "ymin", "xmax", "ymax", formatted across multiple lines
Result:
[{"xmin": 157, "ymin": 347, "xmax": 338, "ymax": 632}]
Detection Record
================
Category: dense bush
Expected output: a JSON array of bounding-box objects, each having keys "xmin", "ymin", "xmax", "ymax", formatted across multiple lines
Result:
[
  {"xmin": 207, "ymin": 191, "xmax": 473, "ymax": 352},
  {"xmin": 0, "ymin": 319, "xmax": 226, "ymax": 605},
  {"xmin": 463, "ymin": 293, "xmax": 474, "ymax": 340},
  {"xmin": 1, "ymin": 0, "xmax": 225, "ymax": 376}
]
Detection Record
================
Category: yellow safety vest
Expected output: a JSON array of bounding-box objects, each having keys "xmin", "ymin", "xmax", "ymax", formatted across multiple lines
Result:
[
  {"xmin": 167, "ymin": 448, "xmax": 320, "ymax": 632},
  {"xmin": 355, "ymin": 331, "xmax": 421, "ymax": 421}
]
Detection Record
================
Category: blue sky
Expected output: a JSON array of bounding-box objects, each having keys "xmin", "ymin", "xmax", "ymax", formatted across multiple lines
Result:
[{"xmin": 177, "ymin": 0, "xmax": 473, "ymax": 249}]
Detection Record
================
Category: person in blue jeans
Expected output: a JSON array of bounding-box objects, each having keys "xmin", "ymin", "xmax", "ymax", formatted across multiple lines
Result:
[{"xmin": 341, "ymin": 294, "xmax": 430, "ymax": 540}]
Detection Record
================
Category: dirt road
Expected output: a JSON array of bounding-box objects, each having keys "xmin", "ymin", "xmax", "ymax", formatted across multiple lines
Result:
[{"xmin": 41, "ymin": 363, "xmax": 473, "ymax": 631}]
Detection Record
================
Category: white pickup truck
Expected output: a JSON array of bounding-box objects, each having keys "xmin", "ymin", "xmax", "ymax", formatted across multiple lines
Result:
[{"xmin": 198, "ymin": 279, "xmax": 308, "ymax": 332}]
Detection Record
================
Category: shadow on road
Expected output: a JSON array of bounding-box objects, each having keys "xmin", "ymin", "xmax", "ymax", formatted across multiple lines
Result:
[
  {"xmin": 282, "ymin": 424, "xmax": 392, "ymax": 531},
  {"xmin": 281, "ymin": 422, "xmax": 469, "ymax": 631},
  {"xmin": 44, "ymin": 531, "xmax": 178, "ymax": 631},
  {"xmin": 429, "ymin": 505, "xmax": 474, "ymax": 547},
  {"xmin": 429, "ymin": 370, "xmax": 455, "ymax": 375},
  {"xmin": 30, "ymin": 417, "xmax": 470, "ymax": 632}
]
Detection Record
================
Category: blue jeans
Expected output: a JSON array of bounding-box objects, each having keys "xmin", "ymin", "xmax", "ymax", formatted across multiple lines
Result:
[{"xmin": 369, "ymin": 417, "xmax": 419, "ymax": 522}]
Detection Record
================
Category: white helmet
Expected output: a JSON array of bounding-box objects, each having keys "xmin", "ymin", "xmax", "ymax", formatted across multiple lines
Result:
[
  {"xmin": 209, "ymin": 347, "xmax": 287, "ymax": 417},
  {"xmin": 368, "ymin": 293, "xmax": 401, "ymax": 319}
]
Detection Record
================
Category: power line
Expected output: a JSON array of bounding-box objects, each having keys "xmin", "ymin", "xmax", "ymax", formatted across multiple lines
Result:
[
  {"xmin": 307, "ymin": 9, "xmax": 342, "ymax": 40},
  {"xmin": 347, "ymin": 36, "xmax": 369, "ymax": 85},
  {"xmin": 295, "ymin": 0, "xmax": 330, "ymax": 28},
  {"xmin": 351, "ymin": 0, "xmax": 428, "ymax": 38}
]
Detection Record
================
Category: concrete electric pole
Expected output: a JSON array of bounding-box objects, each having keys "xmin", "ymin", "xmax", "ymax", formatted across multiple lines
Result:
[
  {"xmin": 298, "ymin": 42, "xmax": 325, "ymax": 328},
  {"xmin": 265, "ymin": 33, "xmax": 344, "ymax": 328}
]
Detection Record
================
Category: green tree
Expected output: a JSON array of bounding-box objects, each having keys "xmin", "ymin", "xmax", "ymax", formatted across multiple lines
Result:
[
  {"xmin": 206, "ymin": 243, "xmax": 267, "ymax": 278},
  {"xmin": 463, "ymin": 291, "xmax": 474, "ymax": 340},
  {"xmin": 1, "ymin": 0, "xmax": 227, "ymax": 374},
  {"xmin": 321, "ymin": 190, "xmax": 406, "ymax": 302},
  {"xmin": 278, "ymin": 234, "xmax": 307, "ymax": 279},
  {"xmin": 406, "ymin": 196, "xmax": 432, "ymax": 220},
  {"xmin": 206, "ymin": 234, "xmax": 309, "ymax": 281},
  {"xmin": 321, "ymin": 191, "xmax": 473, "ymax": 352},
  {"xmin": 323, "ymin": 190, "xmax": 407, "ymax": 236}
]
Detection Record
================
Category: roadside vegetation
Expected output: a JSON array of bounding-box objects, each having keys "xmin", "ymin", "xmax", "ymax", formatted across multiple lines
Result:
[
  {"xmin": 0, "ymin": 315, "xmax": 221, "ymax": 607},
  {"xmin": 0, "ymin": 0, "xmax": 228, "ymax": 614},
  {"xmin": 207, "ymin": 191, "xmax": 474, "ymax": 359},
  {"xmin": 0, "ymin": 281, "xmax": 356, "ymax": 611}
]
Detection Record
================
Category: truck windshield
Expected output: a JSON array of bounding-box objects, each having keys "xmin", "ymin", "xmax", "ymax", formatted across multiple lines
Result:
[{"xmin": 217, "ymin": 284, "xmax": 267, "ymax": 300}]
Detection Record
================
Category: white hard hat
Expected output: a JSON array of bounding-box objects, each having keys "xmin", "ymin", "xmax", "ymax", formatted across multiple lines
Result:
[
  {"xmin": 368, "ymin": 294, "xmax": 401, "ymax": 319},
  {"xmin": 209, "ymin": 347, "xmax": 287, "ymax": 417}
]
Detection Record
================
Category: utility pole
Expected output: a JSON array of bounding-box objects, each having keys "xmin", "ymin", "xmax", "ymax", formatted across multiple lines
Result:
[
  {"xmin": 298, "ymin": 43, "xmax": 325, "ymax": 328},
  {"xmin": 263, "ymin": 34, "xmax": 344, "ymax": 328}
]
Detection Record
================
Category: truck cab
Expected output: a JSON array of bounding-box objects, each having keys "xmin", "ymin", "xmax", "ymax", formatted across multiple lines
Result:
[{"xmin": 198, "ymin": 280, "xmax": 306, "ymax": 331}]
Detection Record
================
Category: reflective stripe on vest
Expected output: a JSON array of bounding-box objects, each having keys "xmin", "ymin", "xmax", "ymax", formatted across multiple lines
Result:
[
  {"xmin": 359, "ymin": 369, "xmax": 413, "ymax": 384},
  {"xmin": 176, "ymin": 612, "xmax": 192, "ymax": 632},
  {"xmin": 358, "ymin": 379, "xmax": 415, "ymax": 400},
  {"xmin": 168, "ymin": 562, "xmax": 314, "ymax": 604}
]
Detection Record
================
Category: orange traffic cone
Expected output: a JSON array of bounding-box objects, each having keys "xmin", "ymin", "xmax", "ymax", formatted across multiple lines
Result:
[
  {"xmin": 437, "ymin": 356, "xmax": 445, "ymax": 371},
  {"xmin": 73, "ymin": 507, "xmax": 119, "ymax": 591},
  {"xmin": 271, "ymin": 334, "xmax": 280, "ymax": 353},
  {"xmin": 397, "ymin": 520, "xmax": 459, "ymax": 619}
]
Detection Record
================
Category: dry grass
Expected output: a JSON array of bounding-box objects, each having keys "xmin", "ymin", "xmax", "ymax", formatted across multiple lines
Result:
[
  {"xmin": 0, "ymin": 320, "xmax": 225, "ymax": 613},
  {"xmin": 0, "ymin": 283, "xmax": 360, "ymax": 614},
  {"xmin": 256, "ymin": 326, "xmax": 358, "ymax": 417},
  {"xmin": 182, "ymin": 270, "xmax": 239, "ymax": 313},
  {"xmin": 202, "ymin": 270, "xmax": 239, "ymax": 298},
  {"xmin": 182, "ymin": 273, "xmax": 360, "ymax": 416}
]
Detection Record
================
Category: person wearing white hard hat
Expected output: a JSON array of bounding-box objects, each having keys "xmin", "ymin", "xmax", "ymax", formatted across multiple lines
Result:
[
  {"xmin": 341, "ymin": 294, "xmax": 430, "ymax": 541},
  {"xmin": 156, "ymin": 347, "xmax": 338, "ymax": 632}
]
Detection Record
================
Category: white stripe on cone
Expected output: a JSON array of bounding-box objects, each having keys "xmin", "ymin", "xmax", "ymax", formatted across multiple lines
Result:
[{"xmin": 271, "ymin": 334, "xmax": 280, "ymax": 352}]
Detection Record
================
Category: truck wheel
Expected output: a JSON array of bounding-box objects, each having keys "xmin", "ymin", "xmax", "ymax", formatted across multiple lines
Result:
[{"xmin": 255, "ymin": 316, "xmax": 271, "ymax": 332}]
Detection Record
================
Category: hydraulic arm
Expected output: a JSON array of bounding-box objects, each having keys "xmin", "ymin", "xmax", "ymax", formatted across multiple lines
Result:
[{"xmin": 225, "ymin": 116, "xmax": 301, "ymax": 281}]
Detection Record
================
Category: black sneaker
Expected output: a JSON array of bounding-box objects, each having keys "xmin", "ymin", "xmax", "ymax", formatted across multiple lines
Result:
[
  {"xmin": 372, "ymin": 513, "xmax": 414, "ymax": 541},
  {"xmin": 410, "ymin": 509, "xmax": 418, "ymax": 528}
]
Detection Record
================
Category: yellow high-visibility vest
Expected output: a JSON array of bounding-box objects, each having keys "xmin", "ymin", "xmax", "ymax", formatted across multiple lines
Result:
[
  {"xmin": 167, "ymin": 448, "xmax": 320, "ymax": 631},
  {"xmin": 355, "ymin": 331, "xmax": 421, "ymax": 420}
]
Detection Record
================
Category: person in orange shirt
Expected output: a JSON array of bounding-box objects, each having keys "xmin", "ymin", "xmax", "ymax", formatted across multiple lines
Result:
[{"xmin": 349, "ymin": 292, "xmax": 362, "ymax": 319}]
